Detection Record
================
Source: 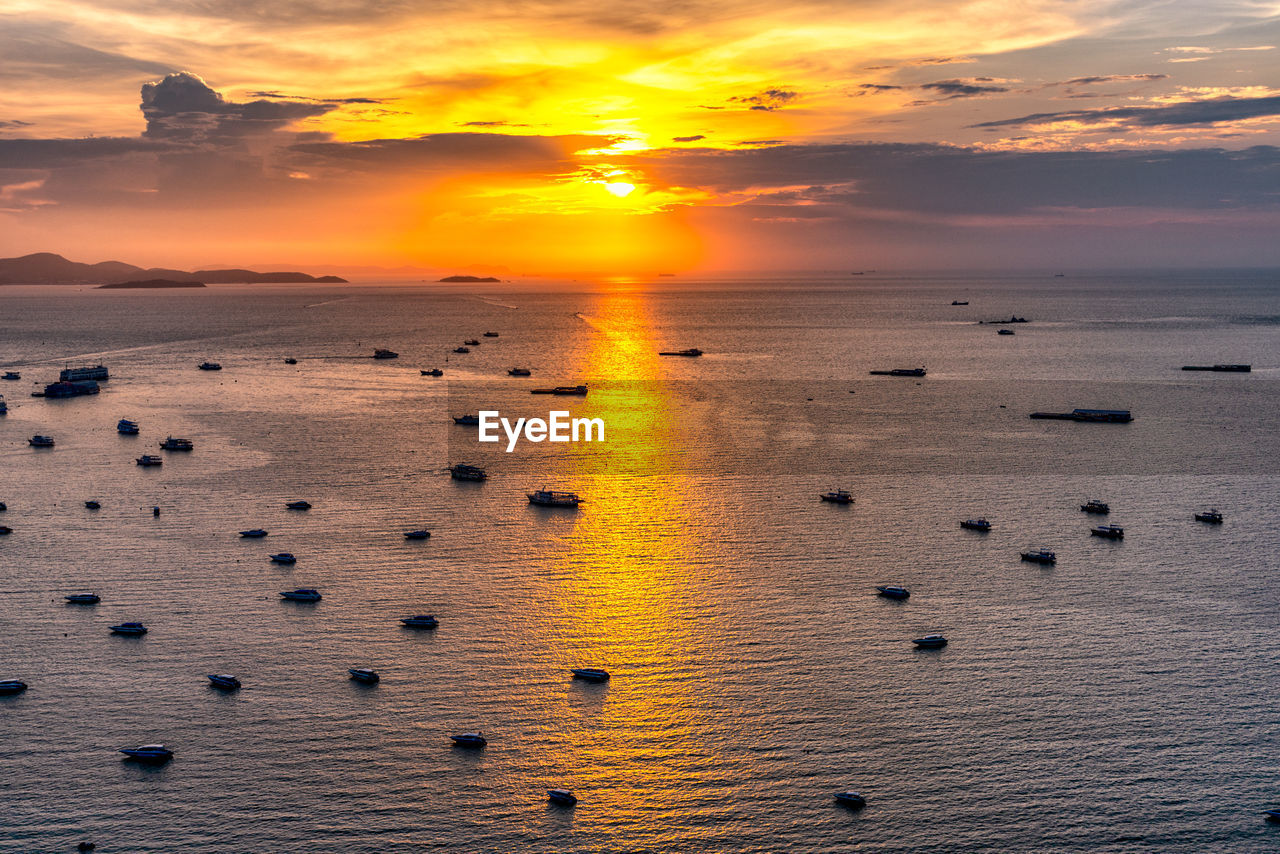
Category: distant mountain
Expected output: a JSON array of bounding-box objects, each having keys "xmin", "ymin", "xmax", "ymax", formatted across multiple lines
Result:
[
  {"xmin": 0, "ymin": 252, "xmax": 347, "ymax": 285},
  {"xmin": 439, "ymin": 275, "xmax": 501, "ymax": 283}
]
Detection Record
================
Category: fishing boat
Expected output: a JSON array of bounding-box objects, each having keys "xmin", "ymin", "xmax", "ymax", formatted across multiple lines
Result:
[
  {"xmin": 531, "ymin": 385, "xmax": 588, "ymax": 395},
  {"xmin": 1080, "ymin": 500, "xmax": 1110, "ymax": 514},
  {"xmin": 1020, "ymin": 549, "xmax": 1056, "ymax": 564},
  {"xmin": 286, "ymin": 500, "xmax": 312, "ymax": 510},
  {"xmin": 136, "ymin": 454, "xmax": 163, "ymax": 466},
  {"xmin": 348, "ymin": 668, "xmax": 380, "ymax": 684},
  {"xmin": 464, "ymin": 339, "xmax": 480, "ymax": 346},
  {"xmin": 658, "ymin": 348, "xmax": 702, "ymax": 356},
  {"xmin": 571, "ymin": 668, "xmax": 610, "ymax": 682},
  {"xmin": 65, "ymin": 593, "xmax": 100, "ymax": 604},
  {"xmin": 373, "ymin": 349, "xmax": 399, "ymax": 359},
  {"xmin": 198, "ymin": 361, "xmax": 221, "ymax": 371},
  {"xmin": 548, "ymin": 789, "xmax": 578, "ymax": 806},
  {"xmin": 284, "ymin": 357, "xmax": 298, "ymax": 364},
  {"xmin": 400, "ymin": 615, "xmax": 439, "ymax": 628},
  {"xmin": 527, "ymin": 489, "xmax": 583, "ymax": 507},
  {"xmin": 912, "ymin": 635, "xmax": 948, "ymax": 648},
  {"xmin": 508, "ymin": 368, "xmax": 532, "ymax": 376},
  {"xmin": 85, "ymin": 500, "xmax": 101, "ymax": 510},
  {"xmin": 117, "ymin": 418, "xmax": 140, "ymax": 434},
  {"xmin": 1195, "ymin": 509, "xmax": 1223, "ymax": 524},
  {"xmin": 833, "ymin": 791, "xmax": 866, "ymax": 808},
  {"xmin": 421, "ymin": 368, "xmax": 443, "ymax": 376},
  {"xmin": 1091, "ymin": 525, "xmax": 1124, "ymax": 539},
  {"xmin": 820, "ymin": 489, "xmax": 853, "ymax": 504},
  {"xmin": 207, "ymin": 674, "xmax": 241, "ymax": 690},
  {"xmin": 0, "ymin": 679, "xmax": 28, "ymax": 695},
  {"xmin": 269, "ymin": 553, "xmax": 296, "ymax": 564},
  {"xmin": 449, "ymin": 463, "xmax": 487, "ymax": 481},
  {"xmin": 453, "ymin": 414, "xmax": 480, "ymax": 425},
  {"xmin": 118, "ymin": 744, "xmax": 172, "ymax": 763},
  {"xmin": 450, "ymin": 733, "xmax": 487, "ymax": 748},
  {"xmin": 404, "ymin": 529, "xmax": 431, "ymax": 540},
  {"xmin": 484, "ymin": 331, "xmax": 499, "ymax": 337},
  {"xmin": 28, "ymin": 435, "xmax": 55, "ymax": 447},
  {"xmin": 239, "ymin": 529, "xmax": 268, "ymax": 538},
  {"xmin": 453, "ymin": 346, "xmax": 470, "ymax": 354},
  {"xmin": 159, "ymin": 436, "xmax": 193, "ymax": 451},
  {"xmin": 279, "ymin": 588, "xmax": 321, "ymax": 601},
  {"xmin": 960, "ymin": 518, "xmax": 991, "ymax": 531},
  {"xmin": 110, "ymin": 622, "xmax": 148, "ymax": 635},
  {"xmin": 876, "ymin": 586, "xmax": 910, "ymax": 600},
  {"xmin": 2, "ymin": 371, "xmax": 19, "ymax": 380}
]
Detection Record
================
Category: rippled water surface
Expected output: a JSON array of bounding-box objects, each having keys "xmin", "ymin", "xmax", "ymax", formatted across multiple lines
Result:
[{"xmin": 1, "ymin": 272, "xmax": 1278, "ymax": 852}]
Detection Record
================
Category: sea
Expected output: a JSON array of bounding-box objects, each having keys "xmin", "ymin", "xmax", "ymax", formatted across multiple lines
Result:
[{"xmin": 0, "ymin": 270, "xmax": 1278, "ymax": 853}]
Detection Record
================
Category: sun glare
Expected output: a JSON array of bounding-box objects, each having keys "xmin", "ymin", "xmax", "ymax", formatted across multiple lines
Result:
[{"xmin": 604, "ymin": 182, "xmax": 636, "ymax": 197}]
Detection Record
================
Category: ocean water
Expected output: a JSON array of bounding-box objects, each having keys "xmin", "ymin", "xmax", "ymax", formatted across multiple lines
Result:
[{"xmin": 0, "ymin": 271, "xmax": 1278, "ymax": 852}]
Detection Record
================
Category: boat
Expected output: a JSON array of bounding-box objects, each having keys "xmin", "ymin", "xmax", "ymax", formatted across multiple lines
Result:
[
  {"xmin": 571, "ymin": 667, "xmax": 610, "ymax": 682},
  {"xmin": 421, "ymin": 368, "xmax": 444, "ymax": 376},
  {"xmin": 65, "ymin": 593, "xmax": 100, "ymax": 604},
  {"xmin": 279, "ymin": 588, "xmax": 321, "ymax": 601},
  {"xmin": 508, "ymin": 368, "xmax": 531, "ymax": 376},
  {"xmin": 527, "ymin": 489, "xmax": 583, "ymax": 507},
  {"xmin": 207, "ymin": 674, "xmax": 241, "ymax": 690},
  {"xmin": 404, "ymin": 529, "xmax": 431, "ymax": 539},
  {"xmin": 110, "ymin": 622, "xmax": 148, "ymax": 635},
  {"xmin": 1091, "ymin": 525, "xmax": 1124, "ymax": 539},
  {"xmin": 876, "ymin": 586, "xmax": 910, "ymax": 600},
  {"xmin": 1030, "ymin": 409, "xmax": 1132, "ymax": 423},
  {"xmin": 450, "ymin": 733, "xmax": 487, "ymax": 748},
  {"xmin": 400, "ymin": 615, "xmax": 439, "ymax": 628},
  {"xmin": 136, "ymin": 454, "xmax": 163, "ymax": 466},
  {"xmin": 484, "ymin": 331, "xmax": 499, "ymax": 337},
  {"xmin": 449, "ymin": 463, "xmax": 487, "ymax": 481},
  {"xmin": 284, "ymin": 357, "xmax": 297, "ymax": 364},
  {"xmin": 269, "ymin": 553, "xmax": 296, "ymax": 564},
  {"xmin": 997, "ymin": 329, "xmax": 1015, "ymax": 335},
  {"xmin": 286, "ymin": 500, "xmax": 312, "ymax": 510},
  {"xmin": 239, "ymin": 529, "xmax": 268, "ymax": 538},
  {"xmin": 117, "ymin": 418, "xmax": 139, "ymax": 434},
  {"xmin": 951, "ymin": 300, "xmax": 968, "ymax": 306},
  {"xmin": 913, "ymin": 635, "xmax": 948, "ymax": 648},
  {"xmin": 1266, "ymin": 810, "xmax": 1280, "ymax": 823},
  {"xmin": 0, "ymin": 502, "xmax": 5, "ymax": 511},
  {"xmin": 1182, "ymin": 364, "xmax": 1251, "ymax": 372},
  {"xmin": 85, "ymin": 500, "xmax": 101, "ymax": 509},
  {"xmin": 0, "ymin": 525, "xmax": 11, "ymax": 535},
  {"xmin": 1020, "ymin": 549, "xmax": 1056, "ymax": 564},
  {"xmin": 960, "ymin": 518, "xmax": 991, "ymax": 531},
  {"xmin": 198, "ymin": 361, "xmax": 221, "ymax": 371},
  {"xmin": 820, "ymin": 489, "xmax": 853, "ymax": 504},
  {"xmin": 453, "ymin": 346, "xmax": 470, "ymax": 354},
  {"xmin": 118, "ymin": 744, "xmax": 172, "ymax": 763},
  {"xmin": 658, "ymin": 348, "xmax": 702, "ymax": 356},
  {"xmin": 28, "ymin": 435, "xmax": 55, "ymax": 447},
  {"xmin": 980, "ymin": 316, "xmax": 1028, "ymax": 324},
  {"xmin": 1, "ymin": 371, "xmax": 19, "ymax": 380},
  {"xmin": 868, "ymin": 367, "xmax": 926, "ymax": 376},
  {"xmin": 59, "ymin": 365, "xmax": 109, "ymax": 382},
  {"xmin": 373, "ymin": 349, "xmax": 399, "ymax": 359},
  {"xmin": 464, "ymin": 339, "xmax": 480, "ymax": 346},
  {"xmin": 160, "ymin": 436, "xmax": 193, "ymax": 451},
  {"xmin": 833, "ymin": 791, "xmax": 866, "ymax": 808},
  {"xmin": 1080, "ymin": 500, "xmax": 1110, "ymax": 514},
  {"xmin": 348, "ymin": 668, "xmax": 380, "ymax": 684},
  {"xmin": 453, "ymin": 414, "xmax": 480, "ymax": 425},
  {"xmin": 0, "ymin": 395, "xmax": 6, "ymax": 414},
  {"xmin": 41, "ymin": 380, "xmax": 100, "ymax": 398},
  {"xmin": 1195, "ymin": 509, "xmax": 1223, "ymax": 524},
  {"xmin": 0, "ymin": 679, "xmax": 28, "ymax": 695},
  {"xmin": 531, "ymin": 385, "xmax": 588, "ymax": 395},
  {"xmin": 548, "ymin": 789, "xmax": 578, "ymax": 806}
]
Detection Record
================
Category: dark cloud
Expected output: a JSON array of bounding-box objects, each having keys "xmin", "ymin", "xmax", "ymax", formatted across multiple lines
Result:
[
  {"xmin": 288, "ymin": 132, "xmax": 617, "ymax": 175},
  {"xmin": 250, "ymin": 91, "xmax": 390, "ymax": 104},
  {"xmin": 972, "ymin": 95, "xmax": 1280, "ymax": 129},
  {"xmin": 0, "ymin": 19, "xmax": 173, "ymax": 83},
  {"xmin": 920, "ymin": 79, "xmax": 1009, "ymax": 98},
  {"xmin": 1056, "ymin": 74, "xmax": 1168, "ymax": 86},
  {"xmin": 0, "ymin": 120, "xmax": 34, "ymax": 131},
  {"xmin": 459, "ymin": 120, "xmax": 532, "ymax": 127},
  {"xmin": 141, "ymin": 72, "xmax": 334, "ymax": 142},
  {"xmin": 729, "ymin": 89, "xmax": 798, "ymax": 111},
  {"xmin": 672, "ymin": 135, "xmax": 706, "ymax": 142},
  {"xmin": 858, "ymin": 83, "xmax": 903, "ymax": 92}
]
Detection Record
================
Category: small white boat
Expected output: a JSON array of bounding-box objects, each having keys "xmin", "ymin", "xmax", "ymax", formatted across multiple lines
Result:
[
  {"xmin": 269, "ymin": 553, "xmax": 296, "ymax": 564},
  {"xmin": 548, "ymin": 789, "xmax": 578, "ymax": 806},
  {"xmin": 239, "ymin": 529, "xmax": 268, "ymax": 538},
  {"xmin": 65, "ymin": 593, "xmax": 100, "ymax": 604},
  {"xmin": 119, "ymin": 744, "xmax": 172, "ymax": 762},
  {"xmin": 571, "ymin": 667, "xmax": 610, "ymax": 682},
  {"xmin": 450, "ymin": 732, "xmax": 487, "ymax": 748},
  {"xmin": 833, "ymin": 791, "xmax": 866, "ymax": 808},
  {"xmin": 136, "ymin": 454, "xmax": 163, "ymax": 466},
  {"xmin": 527, "ymin": 489, "xmax": 583, "ymax": 507},
  {"xmin": 348, "ymin": 668, "xmax": 380, "ymax": 683},
  {"xmin": 400, "ymin": 615, "xmax": 439, "ymax": 628},
  {"xmin": 404, "ymin": 529, "xmax": 431, "ymax": 540},
  {"xmin": 0, "ymin": 679, "xmax": 28, "ymax": 695},
  {"xmin": 286, "ymin": 500, "xmax": 312, "ymax": 510},
  {"xmin": 912, "ymin": 634, "xmax": 947, "ymax": 648},
  {"xmin": 279, "ymin": 588, "xmax": 321, "ymax": 601},
  {"xmin": 110, "ymin": 622, "xmax": 148, "ymax": 635},
  {"xmin": 207, "ymin": 674, "xmax": 241, "ymax": 690}
]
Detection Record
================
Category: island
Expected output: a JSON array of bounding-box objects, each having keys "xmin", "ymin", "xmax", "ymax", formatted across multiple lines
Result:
[
  {"xmin": 0, "ymin": 253, "xmax": 348, "ymax": 285},
  {"xmin": 97, "ymin": 279, "xmax": 207, "ymax": 289},
  {"xmin": 439, "ymin": 275, "xmax": 500, "ymax": 283}
]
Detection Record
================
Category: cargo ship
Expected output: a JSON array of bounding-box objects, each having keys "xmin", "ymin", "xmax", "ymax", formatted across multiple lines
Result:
[{"xmin": 1029, "ymin": 409, "xmax": 1132, "ymax": 423}]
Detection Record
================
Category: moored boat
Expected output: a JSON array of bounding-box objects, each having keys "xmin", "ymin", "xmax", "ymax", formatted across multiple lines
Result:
[
  {"xmin": 531, "ymin": 385, "xmax": 588, "ymax": 395},
  {"xmin": 59, "ymin": 365, "xmax": 109, "ymax": 382},
  {"xmin": 159, "ymin": 436, "xmax": 193, "ymax": 451},
  {"xmin": 997, "ymin": 329, "xmax": 1015, "ymax": 335},
  {"xmin": 85, "ymin": 500, "xmax": 101, "ymax": 509},
  {"xmin": 1021, "ymin": 549, "xmax": 1056, "ymax": 564},
  {"xmin": 117, "ymin": 418, "xmax": 140, "ymax": 434},
  {"xmin": 1195, "ymin": 509, "xmax": 1223, "ymax": 524},
  {"xmin": 508, "ymin": 367, "xmax": 532, "ymax": 376},
  {"xmin": 42, "ymin": 380, "xmax": 100, "ymax": 398},
  {"xmin": 65, "ymin": 593, "xmax": 100, "ymax": 604},
  {"xmin": 110, "ymin": 622, "xmax": 148, "ymax": 635},
  {"xmin": 284, "ymin": 357, "xmax": 297, "ymax": 364},
  {"xmin": 833, "ymin": 791, "xmax": 866, "ymax": 808},
  {"xmin": 464, "ymin": 339, "xmax": 480, "ymax": 346},
  {"xmin": 960, "ymin": 518, "xmax": 991, "ymax": 531},
  {"xmin": 0, "ymin": 679, "xmax": 28, "ymax": 695},
  {"xmin": 912, "ymin": 634, "xmax": 948, "ymax": 648},
  {"xmin": 548, "ymin": 789, "xmax": 578, "ymax": 806},
  {"xmin": 1182, "ymin": 364, "xmax": 1250, "ymax": 372},
  {"xmin": 119, "ymin": 744, "xmax": 172, "ymax": 763},
  {"xmin": 400, "ymin": 615, "xmax": 439, "ymax": 628},
  {"xmin": 1, "ymin": 371, "xmax": 19, "ymax": 380},
  {"xmin": 0, "ymin": 525, "xmax": 10, "ymax": 535},
  {"xmin": 198, "ymin": 361, "xmax": 221, "ymax": 371},
  {"xmin": 820, "ymin": 489, "xmax": 853, "ymax": 504},
  {"xmin": 453, "ymin": 414, "xmax": 480, "ymax": 425},
  {"xmin": 239, "ymin": 528, "xmax": 268, "ymax": 538},
  {"xmin": 28, "ymin": 435, "xmax": 55, "ymax": 447},
  {"xmin": 484, "ymin": 331, "xmax": 499, "ymax": 337},
  {"xmin": 207, "ymin": 674, "xmax": 241, "ymax": 690},
  {"xmin": 868, "ymin": 367, "xmax": 926, "ymax": 376},
  {"xmin": 136, "ymin": 454, "xmax": 163, "ymax": 466},
  {"xmin": 449, "ymin": 463, "xmax": 487, "ymax": 481},
  {"xmin": 1080, "ymin": 500, "xmax": 1110, "ymax": 514},
  {"xmin": 527, "ymin": 489, "xmax": 583, "ymax": 507},
  {"xmin": 658, "ymin": 348, "xmax": 702, "ymax": 356},
  {"xmin": 279, "ymin": 588, "xmax": 321, "ymax": 601},
  {"xmin": 571, "ymin": 667, "xmax": 610, "ymax": 682},
  {"xmin": 269, "ymin": 553, "xmax": 297, "ymax": 564},
  {"xmin": 450, "ymin": 732, "xmax": 487, "ymax": 748},
  {"xmin": 404, "ymin": 529, "xmax": 431, "ymax": 539},
  {"xmin": 876, "ymin": 586, "xmax": 910, "ymax": 600},
  {"xmin": 421, "ymin": 368, "xmax": 443, "ymax": 376},
  {"xmin": 1091, "ymin": 524, "xmax": 1124, "ymax": 539},
  {"xmin": 453, "ymin": 346, "xmax": 470, "ymax": 354},
  {"xmin": 286, "ymin": 500, "xmax": 312, "ymax": 510},
  {"xmin": 373, "ymin": 349, "xmax": 399, "ymax": 359},
  {"xmin": 1030, "ymin": 409, "xmax": 1132, "ymax": 423},
  {"xmin": 348, "ymin": 668, "xmax": 380, "ymax": 684}
]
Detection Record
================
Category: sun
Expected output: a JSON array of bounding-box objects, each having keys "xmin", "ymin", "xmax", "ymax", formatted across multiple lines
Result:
[{"xmin": 604, "ymin": 182, "xmax": 636, "ymax": 197}]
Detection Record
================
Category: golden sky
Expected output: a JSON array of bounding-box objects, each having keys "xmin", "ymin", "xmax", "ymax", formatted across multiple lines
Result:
[{"xmin": 1, "ymin": 0, "xmax": 1278, "ymax": 271}]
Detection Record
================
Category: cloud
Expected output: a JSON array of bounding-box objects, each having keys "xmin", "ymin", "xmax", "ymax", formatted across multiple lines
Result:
[
  {"xmin": 729, "ymin": 89, "xmax": 798, "ymax": 111},
  {"xmin": 920, "ymin": 78, "xmax": 1009, "ymax": 98},
  {"xmin": 250, "ymin": 91, "xmax": 390, "ymax": 105},
  {"xmin": 971, "ymin": 95, "xmax": 1280, "ymax": 129},
  {"xmin": 672, "ymin": 135, "xmax": 706, "ymax": 142},
  {"xmin": 140, "ymin": 72, "xmax": 335, "ymax": 142},
  {"xmin": 1055, "ymin": 74, "xmax": 1168, "ymax": 86}
]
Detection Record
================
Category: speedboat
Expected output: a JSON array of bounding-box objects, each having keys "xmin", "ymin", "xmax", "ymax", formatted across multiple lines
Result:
[
  {"xmin": 527, "ymin": 489, "xmax": 583, "ymax": 507},
  {"xmin": 119, "ymin": 744, "xmax": 172, "ymax": 763},
  {"xmin": 421, "ymin": 368, "xmax": 443, "ymax": 376},
  {"xmin": 65, "ymin": 593, "xmax": 100, "ymax": 604},
  {"xmin": 280, "ymin": 588, "xmax": 321, "ymax": 601},
  {"xmin": 198, "ymin": 361, "xmax": 221, "ymax": 371},
  {"xmin": 453, "ymin": 346, "xmax": 470, "ymax": 354},
  {"xmin": 400, "ymin": 615, "xmax": 439, "ymax": 628},
  {"xmin": 404, "ymin": 529, "xmax": 431, "ymax": 539},
  {"xmin": 85, "ymin": 500, "xmax": 101, "ymax": 509},
  {"xmin": 28, "ymin": 435, "xmax": 55, "ymax": 447},
  {"xmin": 0, "ymin": 679, "xmax": 28, "ymax": 695},
  {"xmin": 269, "ymin": 553, "xmax": 297, "ymax": 564},
  {"xmin": 658, "ymin": 348, "xmax": 703, "ymax": 357},
  {"xmin": 284, "ymin": 357, "xmax": 297, "ymax": 364},
  {"xmin": 1081, "ymin": 500, "xmax": 1110, "ymax": 514},
  {"xmin": 548, "ymin": 789, "xmax": 578, "ymax": 806},
  {"xmin": 239, "ymin": 529, "xmax": 268, "ymax": 538},
  {"xmin": 876, "ymin": 586, "xmax": 910, "ymax": 600},
  {"xmin": 1021, "ymin": 549, "xmax": 1056, "ymax": 564},
  {"xmin": 453, "ymin": 414, "xmax": 480, "ymax": 425},
  {"xmin": 960, "ymin": 518, "xmax": 991, "ymax": 531},
  {"xmin": 136, "ymin": 454, "xmax": 163, "ymax": 466},
  {"xmin": 110, "ymin": 622, "xmax": 148, "ymax": 635},
  {"xmin": 912, "ymin": 634, "xmax": 948, "ymax": 648},
  {"xmin": 1091, "ymin": 525, "xmax": 1124, "ymax": 539},
  {"xmin": 373, "ymin": 349, "xmax": 398, "ymax": 359},
  {"xmin": 159, "ymin": 436, "xmax": 193, "ymax": 451},
  {"xmin": 1, "ymin": 371, "xmax": 19, "ymax": 380},
  {"xmin": 833, "ymin": 791, "xmax": 866, "ymax": 808},
  {"xmin": 117, "ymin": 418, "xmax": 140, "ymax": 434},
  {"xmin": 286, "ymin": 500, "xmax": 312, "ymax": 510},
  {"xmin": 508, "ymin": 368, "xmax": 532, "ymax": 376},
  {"xmin": 450, "ymin": 732, "xmax": 487, "ymax": 748},
  {"xmin": 484, "ymin": 331, "xmax": 499, "ymax": 337},
  {"xmin": 348, "ymin": 668, "xmax": 380, "ymax": 684},
  {"xmin": 449, "ymin": 463, "xmax": 487, "ymax": 481},
  {"xmin": 820, "ymin": 489, "xmax": 853, "ymax": 504},
  {"xmin": 1195, "ymin": 509, "xmax": 1223, "ymax": 524},
  {"xmin": 207, "ymin": 674, "xmax": 241, "ymax": 690},
  {"xmin": 464, "ymin": 339, "xmax": 480, "ymax": 346},
  {"xmin": 571, "ymin": 667, "xmax": 610, "ymax": 682}
]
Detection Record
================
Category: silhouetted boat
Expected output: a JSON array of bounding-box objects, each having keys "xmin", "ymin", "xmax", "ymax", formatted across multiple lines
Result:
[
  {"xmin": 833, "ymin": 791, "xmax": 866, "ymax": 808},
  {"xmin": 869, "ymin": 367, "xmax": 925, "ymax": 376},
  {"xmin": 0, "ymin": 679, "xmax": 28, "ymax": 695},
  {"xmin": 820, "ymin": 489, "xmax": 853, "ymax": 504},
  {"xmin": 28, "ymin": 435, "xmax": 55, "ymax": 447},
  {"xmin": 659, "ymin": 348, "xmax": 702, "ymax": 356},
  {"xmin": 1081, "ymin": 500, "xmax": 1110, "ymax": 514},
  {"xmin": 571, "ymin": 668, "xmax": 610, "ymax": 682},
  {"xmin": 207, "ymin": 674, "xmax": 240, "ymax": 690},
  {"xmin": 136, "ymin": 454, "xmax": 163, "ymax": 466},
  {"xmin": 0, "ymin": 526, "xmax": 11, "ymax": 535},
  {"xmin": 1195, "ymin": 509, "xmax": 1223, "ymax": 524},
  {"xmin": 404, "ymin": 530, "xmax": 431, "ymax": 539},
  {"xmin": 997, "ymin": 329, "xmax": 1015, "ymax": 335},
  {"xmin": 270, "ymin": 553, "xmax": 296, "ymax": 564},
  {"xmin": 284, "ymin": 357, "xmax": 297, "ymax": 364},
  {"xmin": 960, "ymin": 518, "xmax": 991, "ymax": 531},
  {"xmin": 373, "ymin": 349, "xmax": 398, "ymax": 359},
  {"xmin": 160, "ymin": 436, "xmax": 193, "ymax": 451},
  {"xmin": 531, "ymin": 385, "xmax": 588, "ymax": 395},
  {"xmin": 198, "ymin": 361, "xmax": 221, "ymax": 371},
  {"xmin": 508, "ymin": 367, "xmax": 531, "ymax": 376},
  {"xmin": 2, "ymin": 371, "xmax": 19, "ymax": 380},
  {"xmin": 1266, "ymin": 810, "xmax": 1280, "ymax": 823},
  {"xmin": 1182, "ymin": 364, "xmax": 1250, "ymax": 372},
  {"xmin": 981, "ymin": 316, "xmax": 1028, "ymax": 324},
  {"xmin": 464, "ymin": 339, "xmax": 480, "ymax": 346},
  {"xmin": 239, "ymin": 529, "xmax": 268, "ymax": 538},
  {"xmin": 876, "ymin": 586, "xmax": 910, "ymax": 600},
  {"xmin": 286, "ymin": 500, "xmax": 312, "ymax": 510},
  {"xmin": 65, "ymin": 593, "xmax": 100, "ymax": 604},
  {"xmin": 85, "ymin": 500, "xmax": 101, "ymax": 509},
  {"xmin": 453, "ymin": 346, "xmax": 470, "ymax": 354},
  {"xmin": 119, "ymin": 744, "xmax": 172, "ymax": 763},
  {"xmin": 1021, "ymin": 549, "xmax": 1056, "ymax": 564},
  {"xmin": 400, "ymin": 615, "xmax": 439, "ymax": 628},
  {"xmin": 1091, "ymin": 525, "xmax": 1124, "ymax": 539},
  {"xmin": 449, "ymin": 463, "xmax": 487, "ymax": 481},
  {"xmin": 951, "ymin": 300, "xmax": 968, "ymax": 305},
  {"xmin": 1030, "ymin": 409, "xmax": 1132, "ymax": 423},
  {"xmin": 453, "ymin": 414, "xmax": 480, "ymax": 425},
  {"xmin": 60, "ymin": 365, "xmax": 108, "ymax": 381},
  {"xmin": 913, "ymin": 635, "xmax": 947, "ymax": 648},
  {"xmin": 117, "ymin": 418, "xmax": 139, "ymax": 434},
  {"xmin": 348, "ymin": 668, "xmax": 380, "ymax": 684},
  {"xmin": 421, "ymin": 368, "xmax": 443, "ymax": 376},
  {"xmin": 484, "ymin": 331, "xmax": 499, "ymax": 337},
  {"xmin": 279, "ymin": 588, "xmax": 321, "ymax": 601},
  {"xmin": 41, "ymin": 380, "xmax": 100, "ymax": 398},
  {"xmin": 528, "ymin": 489, "xmax": 583, "ymax": 507},
  {"xmin": 548, "ymin": 789, "xmax": 578, "ymax": 806},
  {"xmin": 110, "ymin": 622, "xmax": 148, "ymax": 635},
  {"xmin": 450, "ymin": 733, "xmax": 487, "ymax": 748}
]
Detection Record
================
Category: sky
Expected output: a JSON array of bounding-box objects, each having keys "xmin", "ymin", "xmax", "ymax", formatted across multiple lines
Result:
[{"xmin": 0, "ymin": 0, "xmax": 1278, "ymax": 273}]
